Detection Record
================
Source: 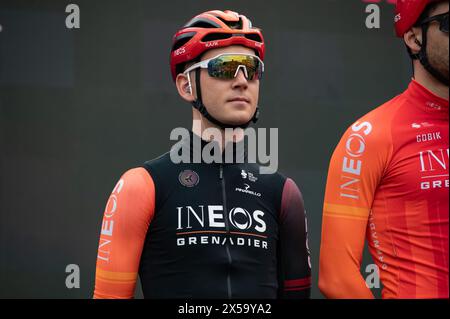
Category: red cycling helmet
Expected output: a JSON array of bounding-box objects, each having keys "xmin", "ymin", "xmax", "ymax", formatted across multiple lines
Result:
[
  {"xmin": 395, "ymin": 0, "xmax": 441, "ymax": 37},
  {"xmin": 170, "ymin": 10, "xmax": 265, "ymax": 82}
]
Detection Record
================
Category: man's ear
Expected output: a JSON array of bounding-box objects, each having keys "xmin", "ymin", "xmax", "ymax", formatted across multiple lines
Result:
[
  {"xmin": 404, "ymin": 27, "xmax": 423, "ymax": 55},
  {"xmin": 175, "ymin": 73, "xmax": 196, "ymax": 103}
]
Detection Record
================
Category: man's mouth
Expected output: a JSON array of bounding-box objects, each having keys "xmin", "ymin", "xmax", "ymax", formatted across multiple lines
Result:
[{"xmin": 228, "ymin": 97, "xmax": 250, "ymax": 103}]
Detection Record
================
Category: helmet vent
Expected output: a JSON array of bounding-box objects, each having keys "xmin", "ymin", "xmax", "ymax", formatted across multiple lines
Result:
[
  {"xmin": 184, "ymin": 17, "xmax": 221, "ymax": 29},
  {"xmin": 172, "ymin": 32, "xmax": 196, "ymax": 51},
  {"xmin": 217, "ymin": 17, "xmax": 243, "ymax": 30},
  {"xmin": 201, "ymin": 33, "xmax": 232, "ymax": 42},
  {"xmin": 245, "ymin": 33, "xmax": 262, "ymax": 42}
]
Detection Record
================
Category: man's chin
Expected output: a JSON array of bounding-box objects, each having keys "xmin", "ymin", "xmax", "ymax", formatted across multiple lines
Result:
[
  {"xmin": 213, "ymin": 108, "xmax": 254, "ymax": 126},
  {"xmin": 220, "ymin": 115, "xmax": 253, "ymax": 127}
]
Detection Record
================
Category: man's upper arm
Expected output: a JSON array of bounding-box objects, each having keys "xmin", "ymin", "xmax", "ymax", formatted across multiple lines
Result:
[
  {"xmin": 319, "ymin": 119, "xmax": 391, "ymax": 298},
  {"xmin": 278, "ymin": 178, "xmax": 311, "ymax": 299},
  {"xmin": 94, "ymin": 167, "xmax": 155, "ymax": 299}
]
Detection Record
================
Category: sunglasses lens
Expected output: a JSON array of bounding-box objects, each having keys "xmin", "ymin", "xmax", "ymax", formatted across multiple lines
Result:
[
  {"xmin": 208, "ymin": 55, "xmax": 263, "ymax": 80},
  {"xmin": 440, "ymin": 14, "xmax": 449, "ymax": 33}
]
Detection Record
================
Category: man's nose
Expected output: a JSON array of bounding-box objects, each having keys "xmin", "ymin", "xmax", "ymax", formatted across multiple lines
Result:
[{"xmin": 232, "ymin": 68, "xmax": 249, "ymax": 88}]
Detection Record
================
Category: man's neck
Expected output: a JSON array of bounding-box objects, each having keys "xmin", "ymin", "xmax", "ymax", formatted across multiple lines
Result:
[
  {"xmin": 192, "ymin": 117, "xmax": 245, "ymax": 152},
  {"xmin": 414, "ymin": 62, "xmax": 449, "ymax": 100}
]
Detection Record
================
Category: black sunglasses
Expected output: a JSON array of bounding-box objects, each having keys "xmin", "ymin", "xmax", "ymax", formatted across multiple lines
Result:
[{"xmin": 420, "ymin": 12, "xmax": 449, "ymax": 33}]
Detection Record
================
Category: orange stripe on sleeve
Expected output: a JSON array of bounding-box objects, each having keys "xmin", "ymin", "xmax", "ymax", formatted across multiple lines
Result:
[{"xmin": 323, "ymin": 203, "xmax": 370, "ymax": 220}]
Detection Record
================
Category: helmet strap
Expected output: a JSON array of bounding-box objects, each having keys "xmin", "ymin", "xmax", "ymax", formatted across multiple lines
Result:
[{"xmin": 409, "ymin": 24, "xmax": 449, "ymax": 86}]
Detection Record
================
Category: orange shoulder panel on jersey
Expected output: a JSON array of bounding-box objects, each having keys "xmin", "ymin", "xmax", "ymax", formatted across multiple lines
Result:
[
  {"xmin": 93, "ymin": 167, "xmax": 155, "ymax": 299},
  {"xmin": 319, "ymin": 101, "xmax": 398, "ymax": 298}
]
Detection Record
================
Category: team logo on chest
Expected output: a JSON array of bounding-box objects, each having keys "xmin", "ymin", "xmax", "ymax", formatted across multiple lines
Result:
[
  {"xmin": 418, "ymin": 148, "xmax": 449, "ymax": 190},
  {"xmin": 237, "ymin": 170, "xmax": 261, "ymax": 197},
  {"xmin": 179, "ymin": 170, "xmax": 199, "ymax": 187},
  {"xmin": 241, "ymin": 169, "xmax": 258, "ymax": 182},
  {"xmin": 235, "ymin": 183, "xmax": 262, "ymax": 197},
  {"xmin": 175, "ymin": 205, "xmax": 269, "ymax": 249}
]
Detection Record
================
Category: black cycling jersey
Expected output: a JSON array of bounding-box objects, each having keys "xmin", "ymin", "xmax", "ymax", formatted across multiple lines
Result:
[{"xmin": 137, "ymin": 130, "xmax": 311, "ymax": 298}]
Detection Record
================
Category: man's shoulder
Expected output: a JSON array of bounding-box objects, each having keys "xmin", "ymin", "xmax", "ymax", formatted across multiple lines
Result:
[
  {"xmin": 360, "ymin": 92, "xmax": 406, "ymax": 123},
  {"xmin": 344, "ymin": 91, "xmax": 405, "ymax": 133},
  {"xmin": 336, "ymin": 92, "xmax": 408, "ymax": 149},
  {"xmin": 143, "ymin": 151, "xmax": 173, "ymax": 169}
]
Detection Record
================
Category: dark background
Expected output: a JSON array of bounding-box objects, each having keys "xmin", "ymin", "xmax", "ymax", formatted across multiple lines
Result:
[{"xmin": 0, "ymin": 0, "xmax": 411, "ymax": 298}]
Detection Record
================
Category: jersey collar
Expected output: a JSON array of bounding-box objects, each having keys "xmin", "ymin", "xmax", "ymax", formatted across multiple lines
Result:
[{"xmin": 407, "ymin": 79, "xmax": 449, "ymax": 115}]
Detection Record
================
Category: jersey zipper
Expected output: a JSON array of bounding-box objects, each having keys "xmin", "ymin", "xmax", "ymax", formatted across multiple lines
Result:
[{"xmin": 219, "ymin": 164, "xmax": 233, "ymax": 299}]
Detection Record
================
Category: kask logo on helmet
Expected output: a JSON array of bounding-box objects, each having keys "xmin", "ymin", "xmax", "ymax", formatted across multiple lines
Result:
[{"xmin": 205, "ymin": 41, "xmax": 219, "ymax": 48}]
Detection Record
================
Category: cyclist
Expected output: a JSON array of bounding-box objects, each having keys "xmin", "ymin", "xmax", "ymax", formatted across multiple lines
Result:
[
  {"xmin": 93, "ymin": 9, "xmax": 311, "ymax": 299},
  {"xmin": 319, "ymin": 0, "xmax": 448, "ymax": 298}
]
